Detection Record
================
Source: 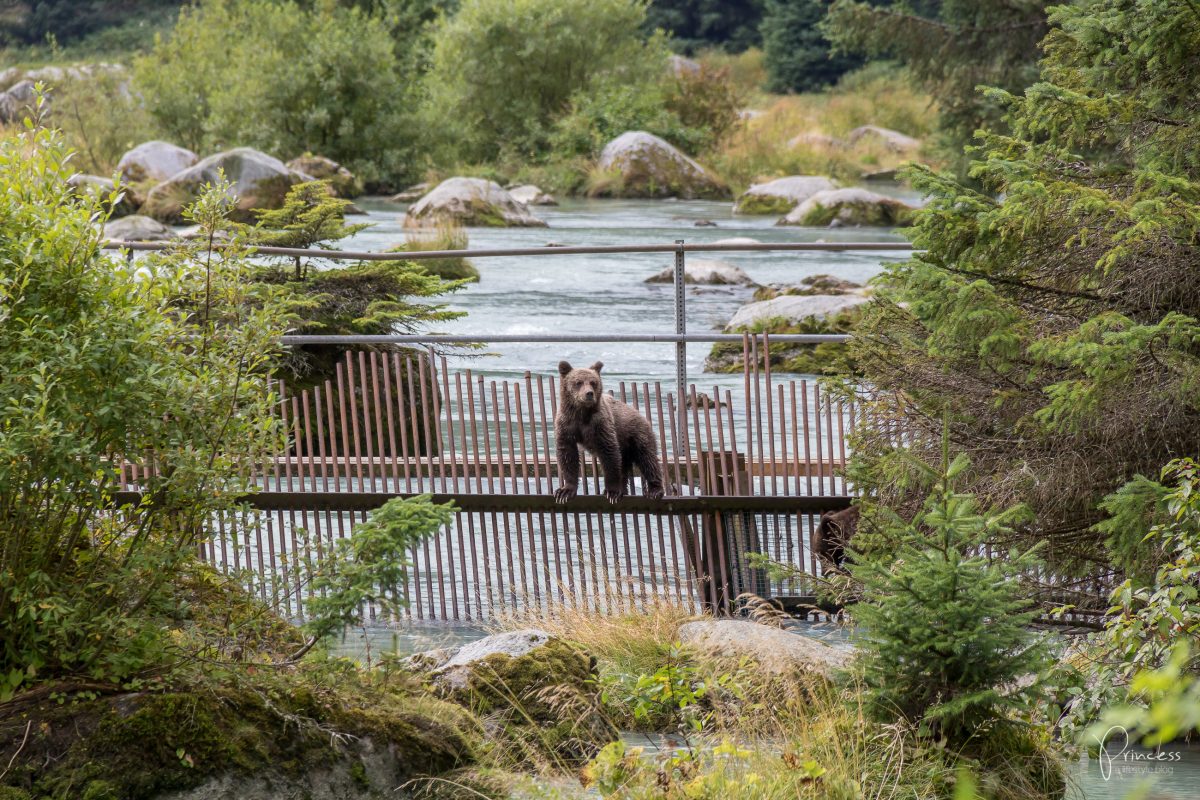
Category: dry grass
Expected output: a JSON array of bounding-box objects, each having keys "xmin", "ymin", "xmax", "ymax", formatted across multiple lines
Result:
[
  {"xmin": 397, "ymin": 220, "xmax": 480, "ymax": 282},
  {"xmin": 493, "ymin": 591, "xmax": 702, "ymax": 677},
  {"xmin": 709, "ymin": 64, "xmax": 940, "ymax": 191}
]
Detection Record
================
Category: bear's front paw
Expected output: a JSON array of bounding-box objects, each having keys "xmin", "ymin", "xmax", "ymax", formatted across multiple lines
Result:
[
  {"xmin": 605, "ymin": 488, "xmax": 624, "ymax": 504},
  {"xmin": 554, "ymin": 486, "xmax": 577, "ymax": 504},
  {"xmin": 645, "ymin": 486, "xmax": 665, "ymax": 500}
]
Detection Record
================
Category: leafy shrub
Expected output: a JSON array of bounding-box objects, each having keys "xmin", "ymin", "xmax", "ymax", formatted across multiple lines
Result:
[
  {"xmin": 663, "ymin": 62, "xmax": 745, "ymax": 153},
  {"xmin": 851, "ymin": 444, "xmax": 1048, "ymax": 742},
  {"xmin": 0, "ymin": 114, "xmax": 285, "ymax": 700},
  {"xmin": 421, "ymin": 0, "xmax": 669, "ymax": 163},
  {"xmin": 135, "ymin": 0, "xmax": 421, "ymax": 187}
]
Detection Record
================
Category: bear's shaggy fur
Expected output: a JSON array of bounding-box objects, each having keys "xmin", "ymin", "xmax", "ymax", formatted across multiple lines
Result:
[
  {"xmin": 812, "ymin": 506, "xmax": 859, "ymax": 573},
  {"xmin": 554, "ymin": 360, "xmax": 665, "ymax": 504}
]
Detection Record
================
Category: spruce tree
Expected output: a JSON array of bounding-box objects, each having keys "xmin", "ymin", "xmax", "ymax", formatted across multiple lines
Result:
[
  {"xmin": 825, "ymin": 0, "xmax": 1047, "ymax": 164},
  {"xmin": 847, "ymin": 0, "xmax": 1200, "ymax": 573},
  {"xmin": 761, "ymin": 0, "xmax": 863, "ymax": 93},
  {"xmin": 851, "ymin": 445, "xmax": 1047, "ymax": 741}
]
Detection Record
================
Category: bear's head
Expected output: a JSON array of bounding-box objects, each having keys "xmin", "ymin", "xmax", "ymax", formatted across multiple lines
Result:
[{"xmin": 558, "ymin": 360, "xmax": 604, "ymax": 408}]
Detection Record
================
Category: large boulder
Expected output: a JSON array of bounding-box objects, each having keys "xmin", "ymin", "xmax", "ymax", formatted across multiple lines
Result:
[
  {"xmin": 104, "ymin": 215, "xmax": 179, "ymax": 242},
  {"xmin": 421, "ymin": 629, "xmax": 610, "ymax": 760},
  {"xmin": 0, "ymin": 79, "xmax": 37, "ymax": 123},
  {"xmin": 753, "ymin": 274, "xmax": 864, "ymax": 301},
  {"xmin": 67, "ymin": 174, "xmax": 137, "ymax": 218},
  {"xmin": 645, "ymin": 258, "xmax": 756, "ymax": 286},
  {"xmin": 733, "ymin": 176, "xmax": 838, "ymax": 215},
  {"xmin": 508, "ymin": 184, "xmax": 557, "ymax": 206},
  {"xmin": 117, "ymin": 141, "xmax": 199, "ymax": 185},
  {"xmin": 286, "ymin": 154, "xmax": 362, "ymax": 198},
  {"xmin": 726, "ymin": 293, "xmax": 870, "ymax": 330},
  {"xmin": 402, "ymin": 177, "xmax": 547, "ymax": 228},
  {"xmin": 596, "ymin": 131, "xmax": 729, "ymax": 200},
  {"xmin": 141, "ymin": 148, "xmax": 314, "ymax": 224},
  {"xmin": 846, "ymin": 125, "xmax": 921, "ymax": 154},
  {"xmin": 779, "ymin": 187, "xmax": 915, "ymax": 227},
  {"xmin": 678, "ymin": 620, "xmax": 851, "ymax": 677}
]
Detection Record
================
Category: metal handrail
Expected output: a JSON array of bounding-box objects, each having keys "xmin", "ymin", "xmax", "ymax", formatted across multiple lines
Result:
[
  {"xmin": 279, "ymin": 333, "xmax": 851, "ymax": 344},
  {"xmin": 100, "ymin": 239, "xmax": 916, "ymax": 260}
]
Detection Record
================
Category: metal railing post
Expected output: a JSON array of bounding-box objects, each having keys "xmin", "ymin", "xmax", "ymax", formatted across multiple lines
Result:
[{"xmin": 674, "ymin": 239, "xmax": 687, "ymax": 458}]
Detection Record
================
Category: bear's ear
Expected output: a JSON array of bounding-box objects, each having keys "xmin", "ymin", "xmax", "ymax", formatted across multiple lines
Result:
[
  {"xmin": 590, "ymin": 361, "xmax": 604, "ymax": 374},
  {"xmin": 558, "ymin": 361, "xmax": 573, "ymax": 376}
]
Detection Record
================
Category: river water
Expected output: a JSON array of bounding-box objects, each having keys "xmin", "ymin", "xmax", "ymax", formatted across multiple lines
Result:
[
  {"xmin": 343, "ymin": 191, "xmax": 914, "ymax": 382},
  {"xmin": 322, "ymin": 193, "xmax": 1200, "ymax": 799}
]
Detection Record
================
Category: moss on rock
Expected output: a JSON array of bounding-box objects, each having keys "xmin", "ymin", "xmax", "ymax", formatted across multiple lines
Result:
[
  {"xmin": 705, "ymin": 310, "xmax": 860, "ymax": 376},
  {"xmin": 0, "ymin": 667, "xmax": 477, "ymax": 800}
]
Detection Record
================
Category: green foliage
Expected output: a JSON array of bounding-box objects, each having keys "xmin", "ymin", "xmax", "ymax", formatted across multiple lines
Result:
[
  {"xmin": 825, "ymin": 0, "xmax": 1047, "ymax": 165},
  {"xmin": 396, "ymin": 220, "xmax": 481, "ymax": 282},
  {"xmin": 0, "ymin": 1, "xmax": 184, "ymax": 47},
  {"xmin": 304, "ymin": 495, "xmax": 455, "ymax": 642},
  {"xmin": 599, "ymin": 644, "xmax": 742, "ymax": 736},
  {"xmin": 0, "ymin": 116, "xmax": 285, "ymax": 700},
  {"xmin": 1056, "ymin": 459, "xmax": 1200, "ymax": 743},
  {"xmin": 644, "ymin": 0, "xmax": 764, "ymax": 54},
  {"xmin": 851, "ymin": 444, "xmax": 1048, "ymax": 742},
  {"xmin": 846, "ymin": 0, "xmax": 1200, "ymax": 567},
  {"xmin": 761, "ymin": 0, "xmax": 863, "ymax": 93},
  {"xmin": 135, "ymin": 0, "xmax": 422, "ymax": 186},
  {"xmin": 421, "ymin": 0, "xmax": 669, "ymax": 163},
  {"xmin": 241, "ymin": 181, "xmax": 466, "ymax": 389},
  {"xmin": 250, "ymin": 180, "xmax": 370, "ymax": 276}
]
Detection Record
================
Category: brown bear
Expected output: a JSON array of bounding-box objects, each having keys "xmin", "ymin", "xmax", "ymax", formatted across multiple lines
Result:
[
  {"xmin": 554, "ymin": 360, "xmax": 665, "ymax": 504},
  {"xmin": 812, "ymin": 506, "xmax": 859, "ymax": 573}
]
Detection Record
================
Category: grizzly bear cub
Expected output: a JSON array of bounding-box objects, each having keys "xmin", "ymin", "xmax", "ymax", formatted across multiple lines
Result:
[{"xmin": 554, "ymin": 360, "xmax": 665, "ymax": 504}]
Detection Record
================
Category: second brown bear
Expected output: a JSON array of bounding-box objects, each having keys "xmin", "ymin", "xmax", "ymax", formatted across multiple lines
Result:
[{"xmin": 554, "ymin": 361, "xmax": 665, "ymax": 504}]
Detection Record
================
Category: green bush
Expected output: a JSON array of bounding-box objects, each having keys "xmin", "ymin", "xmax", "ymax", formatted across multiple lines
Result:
[
  {"xmin": 0, "ymin": 115, "xmax": 285, "ymax": 700},
  {"xmin": 135, "ymin": 0, "xmax": 422, "ymax": 187},
  {"xmin": 50, "ymin": 69, "xmax": 161, "ymax": 176},
  {"xmin": 851, "ymin": 443, "xmax": 1048, "ymax": 742},
  {"xmin": 421, "ymin": 0, "xmax": 669, "ymax": 163}
]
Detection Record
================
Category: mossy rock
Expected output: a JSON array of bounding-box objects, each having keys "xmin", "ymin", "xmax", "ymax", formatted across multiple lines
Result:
[
  {"xmin": 433, "ymin": 631, "xmax": 612, "ymax": 764},
  {"xmin": 594, "ymin": 132, "xmax": 729, "ymax": 200},
  {"xmin": 733, "ymin": 176, "xmax": 837, "ymax": 215},
  {"xmin": 0, "ymin": 670, "xmax": 476, "ymax": 800},
  {"xmin": 417, "ymin": 257, "xmax": 480, "ymax": 283},
  {"xmin": 141, "ymin": 148, "xmax": 312, "ymax": 224},
  {"xmin": 402, "ymin": 178, "xmax": 547, "ymax": 228},
  {"xmin": 705, "ymin": 310, "xmax": 861, "ymax": 377},
  {"xmin": 779, "ymin": 188, "xmax": 915, "ymax": 227}
]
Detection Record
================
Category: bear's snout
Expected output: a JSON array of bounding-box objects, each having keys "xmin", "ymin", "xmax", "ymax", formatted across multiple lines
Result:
[{"xmin": 583, "ymin": 388, "xmax": 595, "ymax": 402}]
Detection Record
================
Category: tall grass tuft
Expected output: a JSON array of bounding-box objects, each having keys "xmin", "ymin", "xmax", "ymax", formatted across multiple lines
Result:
[{"xmin": 399, "ymin": 220, "xmax": 481, "ymax": 282}]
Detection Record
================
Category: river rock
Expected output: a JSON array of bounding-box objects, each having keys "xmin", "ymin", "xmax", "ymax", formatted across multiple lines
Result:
[
  {"xmin": 390, "ymin": 181, "xmax": 431, "ymax": 202},
  {"xmin": 726, "ymin": 293, "xmax": 870, "ymax": 330},
  {"xmin": 286, "ymin": 154, "xmax": 362, "ymax": 198},
  {"xmin": 428, "ymin": 629, "xmax": 608, "ymax": 758},
  {"xmin": 141, "ymin": 147, "xmax": 314, "ymax": 224},
  {"xmin": 104, "ymin": 215, "xmax": 179, "ymax": 242},
  {"xmin": 754, "ymin": 274, "xmax": 864, "ymax": 301},
  {"xmin": 678, "ymin": 620, "xmax": 851, "ymax": 677},
  {"xmin": 645, "ymin": 258, "xmax": 756, "ymax": 286},
  {"xmin": 734, "ymin": 176, "xmax": 838, "ymax": 215},
  {"xmin": 508, "ymin": 184, "xmax": 557, "ymax": 205},
  {"xmin": 0, "ymin": 79, "xmax": 37, "ymax": 123},
  {"xmin": 116, "ymin": 140, "xmax": 199, "ymax": 185},
  {"xmin": 596, "ymin": 131, "xmax": 728, "ymax": 200},
  {"xmin": 67, "ymin": 174, "xmax": 137, "ymax": 217},
  {"xmin": 779, "ymin": 188, "xmax": 915, "ymax": 227},
  {"xmin": 846, "ymin": 125, "xmax": 921, "ymax": 154},
  {"xmin": 403, "ymin": 177, "xmax": 547, "ymax": 228},
  {"xmin": 668, "ymin": 54, "xmax": 701, "ymax": 77}
]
